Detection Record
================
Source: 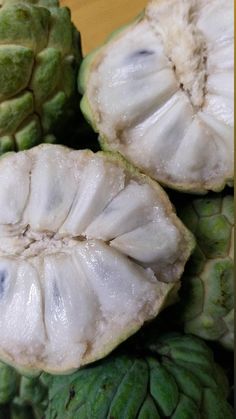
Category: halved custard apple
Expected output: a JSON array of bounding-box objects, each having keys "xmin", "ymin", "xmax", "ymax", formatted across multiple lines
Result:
[
  {"xmin": 79, "ymin": 0, "xmax": 234, "ymax": 193},
  {"xmin": 0, "ymin": 144, "xmax": 194, "ymax": 374}
]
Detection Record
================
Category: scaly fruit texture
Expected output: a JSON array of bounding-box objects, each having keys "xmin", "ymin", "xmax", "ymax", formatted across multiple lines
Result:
[
  {"xmin": 0, "ymin": 361, "xmax": 19, "ymax": 405},
  {"xmin": 0, "ymin": 144, "xmax": 194, "ymax": 374},
  {"xmin": 0, "ymin": 361, "xmax": 47, "ymax": 418},
  {"xmin": 177, "ymin": 194, "xmax": 234, "ymax": 350},
  {"xmin": 0, "ymin": 0, "xmax": 81, "ymax": 154},
  {"xmin": 44, "ymin": 333, "xmax": 233, "ymax": 419},
  {"xmin": 79, "ymin": 0, "xmax": 234, "ymax": 193}
]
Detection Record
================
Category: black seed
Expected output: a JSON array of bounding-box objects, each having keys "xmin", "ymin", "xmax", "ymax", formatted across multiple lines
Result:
[
  {"xmin": 136, "ymin": 49, "xmax": 154, "ymax": 56},
  {"xmin": 0, "ymin": 270, "xmax": 7, "ymax": 298},
  {"xmin": 129, "ymin": 49, "xmax": 155, "ymax": 63}
]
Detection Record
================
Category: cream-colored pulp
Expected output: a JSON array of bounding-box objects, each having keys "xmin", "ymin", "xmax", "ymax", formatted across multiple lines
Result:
[
  {"xmin": 85, "ymin": 0, "xmax": 233, "ymax": 191},
  {"xmin": 0, "ymin": 145, "xmax": 191, "ymax": 373}
]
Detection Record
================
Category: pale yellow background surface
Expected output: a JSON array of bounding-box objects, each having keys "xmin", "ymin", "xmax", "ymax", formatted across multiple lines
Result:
[{"xmin": 61, "ymin": 0, "xmax": 147, "ymax": 55}]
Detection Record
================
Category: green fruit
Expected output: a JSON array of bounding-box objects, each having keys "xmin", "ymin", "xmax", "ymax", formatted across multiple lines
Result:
[
  {"xmin": 79, "ymin": 0, "xmax": 233, "ymax": 193},
  {"xmin": 44, "ymin": 333, "xmax": 233, "ymax": 419},
  {"xmin": 0, "ymin": 360, "xmax": 48, "ymax": 418},
  {"xmin": 0, "ymin": 0, "xmax": 81, "ymax": 154},
  {"xmin": 177, "ymin": 194, "xmax": 234, "ymax": 350},
  {"xmin": 0, "ymin": 144, "xmax": 194, "ymax": 374},
  {"xmin": 0, "ymin": 362, "xmax": 19, "ymax": 404}
]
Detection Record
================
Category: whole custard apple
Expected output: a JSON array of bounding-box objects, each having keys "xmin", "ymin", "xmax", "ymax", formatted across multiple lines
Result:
[
  {"xmin": 44, "ymin": 333, "xmax": 234, "ymax": 419},
  {"xmin": 177, "ymin": 194, "xmax": 234, "ymax": 350},
  {"xmin": 0, "ymin": 0, "xmax": 81, "ymax": 154}
]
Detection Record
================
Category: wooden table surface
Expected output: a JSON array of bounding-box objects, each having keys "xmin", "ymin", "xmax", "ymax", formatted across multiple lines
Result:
[{"xmin": 61, "ymin": 0, "xmax": 147, "ymax": 55}]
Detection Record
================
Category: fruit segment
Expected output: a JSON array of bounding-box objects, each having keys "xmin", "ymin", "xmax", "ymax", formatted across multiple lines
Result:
[
  {"xmin": 85, "ymin": 181, "xmax": 157, "ymax": 240},
  {"xmin": 60, "ymin": 157, "xmax": 125, "ymax": 235},
  {"xmin": 27, "ymin": 146, "xmax": 78, "ymax": 231},
  {"xmin": 0, "ymin": 153, "xmax": 31, "ymax": 225},
  {"xmin": 0, "ymin": 258, "xmax": 45, "ymax": 366}
]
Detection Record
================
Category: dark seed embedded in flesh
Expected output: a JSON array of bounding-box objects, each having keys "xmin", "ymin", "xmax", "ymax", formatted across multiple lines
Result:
[
  {"xmin": 0, "ymin": 270, "xmax": 7, "ymax": 298},
  {"xmin": 136, "ymin": 49, "xmax": 154, "ymax": 56},
  {"xmin": 127, "ymin": 49, "xmax": 155, "ymax": 64}
]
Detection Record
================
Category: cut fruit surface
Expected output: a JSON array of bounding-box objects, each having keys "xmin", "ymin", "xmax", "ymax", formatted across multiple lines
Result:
[
  {"xmin": 0, "ymin": 144, "xmax": 194, "ymax": 373},
  {"xmin": 79, "ymin": 0, "xmax": 234, "ymax": 193}
]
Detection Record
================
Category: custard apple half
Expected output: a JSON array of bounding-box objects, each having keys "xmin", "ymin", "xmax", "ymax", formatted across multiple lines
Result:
[
  {"xmin": 79, "ymin": 0, "xmax": 234, "ymax": 193},
  {"xmin": 0, "ymin": 144, "xmax": 194, "ymax": 374},
  {"xmin": 177, "ymin": 194, "xmax": 234, "ymax": 350},
  {"xmin": 0, "ymin": 0, "xmax": 81, "ymax": 154}
]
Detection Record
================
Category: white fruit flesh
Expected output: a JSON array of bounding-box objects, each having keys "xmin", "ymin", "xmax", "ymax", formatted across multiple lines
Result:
[
  {"xmin": 0, "ymin": 144, "xmax": 192, "ymax": 373},
  {"xmin": 83, "ymin": 0, "xmax": 234, "ymax": 192}
]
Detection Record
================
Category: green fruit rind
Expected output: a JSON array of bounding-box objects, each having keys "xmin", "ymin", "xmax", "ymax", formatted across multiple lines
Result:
[
  {"xmin": 19, "ymin": 376, "xmax": 48, "ymax": 407},
  {"xmin": 78, "ymin": 47, "xmax": 102, "ymax": 95},
  {"xmin": 148, "ymin": 357, "xmax": 179, "ymax": 416},
  {"xmin": 138, "ymin": 396, "xmax": 161, "ymax": 419},
  {"xmin": 108, "ymin": 359, "xmax": 148, "ymax": 419},
  {"xmin": 44, "ymin": 333, "xmax": 233, "ymax": 419},
  {"xmin": 162, "ymin": 360, "xmax": 202, "ymax": 405},
  {"xmin": 177, "ymin": 195, "xmax": 234, "ymax": 349},
  {"xmin": 0, "ymin": 0, "xmax": 81, "ymax": 154},
  {"xmin": 0, "ymin": 362, "xmax": 19, "ymax": 404},
  {"xmin": 202, "ymin": 388, "xmax": 234, "ymax": 419},
  {"xmin": 172, "ymin": 394, "xmax": 200, "ymax": 419},
  {"xmin": 10, "ymin": 399, "xmax": 36, "ymax": 419},
  {"xmin": 0, "ymin": 361, "xmax": 48, "ymax": 417}
]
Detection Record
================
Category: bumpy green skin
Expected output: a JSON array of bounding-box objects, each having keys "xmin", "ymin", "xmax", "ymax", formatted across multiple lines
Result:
[
  {"xmin": 44, "ymin": 333, "xmax": 233, "ymax": 419},
  {"xmin": 0, "ymin": 0, "xmax": 81, "ymax": 154},
  {"xmin": 0, "ymin": 362, "xmax": 19, "ymax": 404},
  {"xmin": 0, "ymin": 361, "xmax": 48, "ymax": 418},
  {"xmin": 177, "ymin": 195, "xmax": 234, "ymax": 350}
]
